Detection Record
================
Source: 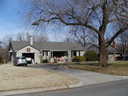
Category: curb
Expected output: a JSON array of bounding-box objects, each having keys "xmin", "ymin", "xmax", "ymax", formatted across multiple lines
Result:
[
  {"xmin": 0, "ymin": 82, "xmax": 82, "ymax": 96},
  {"xmin": 1, "ymin": 77, "xmax": 128, "ymax": 96},
  {"xmin": 0, "ymin": 76, "xmax": 128, "ymax": 96},
  {"xmin": 0, "ymin": 86, "xmax": 67, "ymax": 96}
]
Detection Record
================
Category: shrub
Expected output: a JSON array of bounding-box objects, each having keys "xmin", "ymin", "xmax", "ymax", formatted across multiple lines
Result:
[
  {"xmin": 42, "ymin": 59, "xmax": 49, "ymax": 63},
  {"xmin": 72, "ymin": 56, "xmax": 86, "ymax": 62},
  {"xmin": 0, "ymin": 56, "xmax": 4, "ymax": 64},
  {"xmin": 72, "ymin": 57, "xmax": 80, "ymax": 62},
  {"xmin": 85, "ymin": 51, "xmax": 98, "ymax": 61}
]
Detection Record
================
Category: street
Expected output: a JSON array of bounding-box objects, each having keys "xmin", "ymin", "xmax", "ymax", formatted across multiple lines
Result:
[{"xmin": 7, "ymin": 79, "xmax": 128, "ymax": 96}]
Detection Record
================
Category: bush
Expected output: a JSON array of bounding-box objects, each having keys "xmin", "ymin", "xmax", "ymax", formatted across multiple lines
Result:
[
  {"xmin": 0, "ymin": 56, "xmax": 4, "ymax": 64},
  {"xmin": 42, "ymin": 59, "xmax": 49, "ymax": 63},
  {"xmin": 85, "ymin": 51, "xmax": 98, "ymax": 61},
  {"xmin": 72, "ymin": 56, "xmax": 86, "ymax": 62},
  {"xmin": 40, "ymin": 56, "xmax": 49, "ymax": 63}
]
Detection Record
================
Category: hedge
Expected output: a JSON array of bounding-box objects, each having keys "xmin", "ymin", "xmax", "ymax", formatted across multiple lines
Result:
[
  {"xmin": 72, "ymin": 56, "xmax": 86, "ymax": 62},
  {"xmin": 84, "ymin": 50, "xmax": 98, "ymax": 61}
]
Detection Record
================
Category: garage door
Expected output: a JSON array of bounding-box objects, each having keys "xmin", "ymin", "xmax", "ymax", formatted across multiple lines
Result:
[{"xmin": 22, "ymin": 53, "xmax": 35, "ymax": 60}]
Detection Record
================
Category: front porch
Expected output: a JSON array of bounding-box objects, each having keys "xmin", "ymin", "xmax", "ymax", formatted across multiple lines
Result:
[
  {"xmin": 41, "ymin": 50, "xmax": 84, "ymax": 62},
  {"xmin": 41, "ymin": 50, "xmax": 83, "ymax": 58}
]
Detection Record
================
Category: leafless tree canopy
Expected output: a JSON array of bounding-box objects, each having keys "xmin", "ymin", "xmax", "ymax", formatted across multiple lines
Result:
[
  {"xmin": 116, "ymin": 32, "xmax": 128, "ymax": 56},
  {"xmin": 65, "ymin": 26, "xmax": 98, "ymax": 50},
  {"xmin": 31, "ymin": 0, "xmax": 128, "ymax": 66},
  {"xmin": 16, "ymin": 31, "xmax": 49, "ymax": 42}
]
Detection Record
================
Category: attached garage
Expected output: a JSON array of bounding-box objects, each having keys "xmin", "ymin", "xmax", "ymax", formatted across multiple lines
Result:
[
  {"xmin": 22, "ymin": 53, "xmax": 35, "ymax": 60},
  {"xmin": 16, "ymin": 46, "xmax": 40, "ymax": 64}
]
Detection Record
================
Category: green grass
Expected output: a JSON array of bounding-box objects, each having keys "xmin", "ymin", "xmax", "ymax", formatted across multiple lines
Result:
[
  {"xmin": 110, "ymin": 61, "xmax": 128, "ymax": 66},
  {"xmin": 64, "ymin": 61, "xmax": 128, "ymax": 76}
]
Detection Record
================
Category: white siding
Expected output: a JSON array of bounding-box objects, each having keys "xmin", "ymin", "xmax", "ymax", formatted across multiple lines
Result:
[{"xmin": 80, "ymin": 51, "xmax": 85, "ymax": 56}]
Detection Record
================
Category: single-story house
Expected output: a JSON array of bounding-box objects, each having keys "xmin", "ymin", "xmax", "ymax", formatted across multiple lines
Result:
[{"xmin": 8, "ymin": 41, "xmax": 85, "ymax": 64}]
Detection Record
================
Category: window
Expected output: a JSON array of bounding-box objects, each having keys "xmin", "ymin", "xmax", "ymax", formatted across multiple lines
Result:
[
  {"xmin": 42, "ymin": 50, "xmax": 49, "ymax": 56},
  {"xmin": 27, "ymin": 48, "xmax": 31, "ymax": 52},
  {"xmin": 73, "ymin": 51, "xmax": 77, "ymax": 56},
  {"xmin": 46, "ymin": 51, "xmax": 48, "ymax": 56}
]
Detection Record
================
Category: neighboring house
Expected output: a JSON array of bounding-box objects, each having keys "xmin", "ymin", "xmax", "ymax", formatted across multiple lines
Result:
[
  {"xmin": 108, "ymin": 43, "xmax": 128, "ymax": 62},
  {"xmin": 108, "ymin": 47, "xmax": 120, "ymax": 62},
  {"xmin": 8, "ymin": 41, "xmax": 84, "ymax": 64}
]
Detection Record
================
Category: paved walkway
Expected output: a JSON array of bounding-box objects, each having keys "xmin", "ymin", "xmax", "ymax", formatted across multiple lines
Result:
[{"xmin": 29, "ymin": 64, "xmax": 128, "ymax": 87}]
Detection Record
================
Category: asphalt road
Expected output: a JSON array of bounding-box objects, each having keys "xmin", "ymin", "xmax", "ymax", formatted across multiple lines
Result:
[{"xmin": 7, "ymin": 79, "xmax": 128, "ymax": 96}]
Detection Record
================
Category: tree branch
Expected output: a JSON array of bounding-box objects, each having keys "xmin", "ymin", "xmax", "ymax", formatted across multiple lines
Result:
[
  {"xmin": 107, "ymin": 27, "xmax": 128, "ymax": 47},
  {"xmin": 32, "ymin": 16, "xmax": 100, "ymax": 34}
]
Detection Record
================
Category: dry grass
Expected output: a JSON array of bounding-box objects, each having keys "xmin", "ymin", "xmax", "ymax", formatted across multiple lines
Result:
[
  {"xmin": 0, "ymin": 64, "xmax": 78, "ymax": 91},
  {"xmin": 68, "ymin": 61, "xmax": 128, "ymax": 76}
]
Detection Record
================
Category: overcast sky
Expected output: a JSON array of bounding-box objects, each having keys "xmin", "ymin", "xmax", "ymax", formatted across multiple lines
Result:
[{"xmin": 0, "ymin": 0, "xmax": 68, "ymax": 41}]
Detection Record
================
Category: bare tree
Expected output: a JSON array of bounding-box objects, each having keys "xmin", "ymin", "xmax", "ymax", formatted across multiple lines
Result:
[
  {"xmin": 33, "ymin": 33, "xmax": 49, "ymax": 42},
  {"xmin": 66, "ymin": 26, "xmax": 98, "ymax": 50},
  {"xmin": 16, "ymin": 31, "xmax": 49, "ymax": 42},
  {"xmin": 69, "ymin": 27, "xmax": 90, "ymax": 48},
  {"xmin": 15, "ymin": 25, "xmax": 49, "ymax": 42},
  {"xmin": 32, "ymin": 25, "xmax": 49, "ymax": 42},
  {"xmin": 116, "ymin": 32, "xmax": 128, "ymax": 56},
  {"xmin": 64, "ymin": 27, "xmax": 99, "ymax": 57},
  {"xmin": 16, "ymin": 32, "xmax": 25, "ymax": 41},
  {"xmin": 31, "ymin": 0, "xmax": 128, "ymax": 66}
]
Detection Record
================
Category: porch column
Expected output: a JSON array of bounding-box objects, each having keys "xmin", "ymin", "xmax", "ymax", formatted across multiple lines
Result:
[
  {"xmin": 68, "ymin": 50, "xmax": 72, "ymax": 62},
  {"xmin": 48, "ymin": 51, "xmax": 51, "ymax": 57},
  {"xmin": 48, "ymin": 51, "xmax": 51, "ymax": 59},
  {"xmin": 43, "ymin": 51, "xmax": 47, "ymax": 59},
  {"xmin": 77, "ymin": 51, "xmax": 80, "ymax": 56}
]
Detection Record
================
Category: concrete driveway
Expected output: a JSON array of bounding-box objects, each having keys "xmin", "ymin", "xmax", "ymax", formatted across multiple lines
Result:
[{"xmin": 29, "ymin": 64, "xmax": 128, "ymax": 87}]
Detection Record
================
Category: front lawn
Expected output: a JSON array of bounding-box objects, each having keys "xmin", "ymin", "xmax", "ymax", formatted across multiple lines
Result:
[
  {"xmin": 0, "ymin": 64, "xmax": 78, "ymax": 91},
  {"xmin": 67, "ymin": 61, "xmax": 128, "ymax": 76}
]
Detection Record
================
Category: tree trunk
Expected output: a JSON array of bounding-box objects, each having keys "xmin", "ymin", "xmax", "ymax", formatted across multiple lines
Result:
[
  {"xmin": 99, "ymin": 44, "xmax": 108, "ymax": 67},
  {"xmin": 98, "ymin": 34, "xmax": 108, "ymax": 67}
]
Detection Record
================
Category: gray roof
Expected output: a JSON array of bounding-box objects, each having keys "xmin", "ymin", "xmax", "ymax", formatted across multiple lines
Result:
[
  {"xmin": 108, "ymin": 47, "xmax": 119, "ymax": 54},
  {"xmin": 11, "ymin": 41, "xmax": 84, "ymax": 51}
]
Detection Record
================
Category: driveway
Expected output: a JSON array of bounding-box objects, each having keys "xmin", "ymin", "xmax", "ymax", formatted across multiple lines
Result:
[{"xmin": 29, "ymin": 64, "xmax": 128, "ymax": 87}]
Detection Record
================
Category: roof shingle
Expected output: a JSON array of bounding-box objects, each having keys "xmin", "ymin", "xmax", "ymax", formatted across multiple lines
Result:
[{"xmin": 11, "ymin": 41, "xmax": 84, "ymax": 51}]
